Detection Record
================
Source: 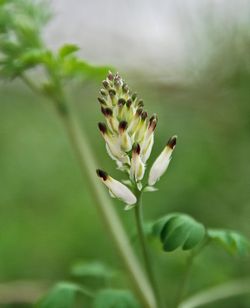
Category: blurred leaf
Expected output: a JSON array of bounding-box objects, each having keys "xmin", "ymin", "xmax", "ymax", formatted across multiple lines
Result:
[
  {"xmin": 37, "ymin": 282, "xmax": 93, "ymax": 308},
  {"xmin": 19, "ymin": 49, "xmax": 47, "ymax": 67},
  {"xmin": 207, "ymin": 229, "xmax": 250, "ymax": 257},
  {"xmin": 60, "ymin": 56, "xmax": 112, "ymax": 81},
  {"xmin": 59, "ymin": 44, "xmax": 80, "ymax": 58},
  {"xmin": 71, "ymin": 261, "xmax": 115, "ymax": 280},
  {"xmin": 153, "ymin": 213, "xmax": 206, "ymax": 252},
  {"xmin": 93, "ymin": 289, "xmax": 139, "ymax": 308}
]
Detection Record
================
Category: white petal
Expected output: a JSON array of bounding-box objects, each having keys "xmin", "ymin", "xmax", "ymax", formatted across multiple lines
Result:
[
  {"xmin": 148, "ymin": 147, "xmax": 173, "ymax": 186},
  {"xmin": 106, "ymin": 177, "xmax": 137, "ymax": 205},
  {"xmin": 130, "ymin": 154, "xmax": 145, "ymax": 181},
  {"xmin": 141, "ymin": 134, "xmax": 154, "ymax": 163}
]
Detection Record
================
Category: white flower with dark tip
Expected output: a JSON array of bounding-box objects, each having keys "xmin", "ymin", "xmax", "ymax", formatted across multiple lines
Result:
[
  {"xmin": 96, "ymin": 169, "xmax": 137, "ymax": 206},
  {"xmin": 148, "ymin": 136, "xmax": 177, "ymax": 186},
  {"xmin": 96, "ymin": 72, "xmax": 177, "ymax": 208}
]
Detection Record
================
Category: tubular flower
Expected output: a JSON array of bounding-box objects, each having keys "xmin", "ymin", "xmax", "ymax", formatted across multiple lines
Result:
[
  {"xmin": 96, "ymin": 72, "xmax": 176, "ymax": 208},
  {"xmin": 96, "ymin": 169, "xmax": 137, "ymax": 206},
  {"xmin": 148, "ymin": 136, "xmax": 177, "ymax": 186}
]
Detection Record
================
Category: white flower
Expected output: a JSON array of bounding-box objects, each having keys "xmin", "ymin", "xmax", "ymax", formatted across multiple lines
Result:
[
  {"xmin": 148, "ymin": 136, "xmax": 177, "ymax": 186},
  {"xmin": 130, "ymin": 143, "xmax": 145, "ymax": 182},
  {"xmin": 96, "ymin": 169, "xmax": 137, "ymax": 206}
]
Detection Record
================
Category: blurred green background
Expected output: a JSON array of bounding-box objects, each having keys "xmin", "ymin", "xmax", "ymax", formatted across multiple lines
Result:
[{"xmin": 1, "ymin": 69, "xmax": 250, "ymax": 307}]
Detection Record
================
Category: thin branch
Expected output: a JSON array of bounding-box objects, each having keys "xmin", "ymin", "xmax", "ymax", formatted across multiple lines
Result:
[
  {"xmin": 0, "ymin": 280, "xmax": 49, "ymax": 304},
  {"xmin": 179, "ymin": 278, "xmax": 250, "ymax": 308},
  {"xmin": 134, "ymin": 190, "xmax": 163, "ymax": 308}
]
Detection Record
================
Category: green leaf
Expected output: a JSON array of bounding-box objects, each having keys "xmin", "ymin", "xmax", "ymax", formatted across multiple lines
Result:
[
  {"xmin": 59, "ymin": 44, "xmax": 80, "ymax": 58},
  {"xmin": 19, "ymin": 49, "xmax": 47, "ymax": 67},
  {"xmin": 60, "ymin": 57, "xmax": 112, "ymax": 81},
  {"xmin": 37, "ymin": 282, "xmax": 93, "ymax": 308},
  {"xmin": 207, "ymin": 229, "xmax": 250, "ymax": 256},
  {"xmin": 93, "ymin": 289, "xmax": 139, "ymax": 308},
  {"xmin": 153, "ymin": 213, "xmax": 205, "ymax": 252},
  {"xmin": 71, "ymin": 261, "xmax": 115, "ymax": 280}
]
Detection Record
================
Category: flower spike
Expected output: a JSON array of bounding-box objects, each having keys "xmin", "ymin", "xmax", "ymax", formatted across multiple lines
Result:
[{"xmin": 96, "ymin": 72, "xmax": 176, "ymax": 206}]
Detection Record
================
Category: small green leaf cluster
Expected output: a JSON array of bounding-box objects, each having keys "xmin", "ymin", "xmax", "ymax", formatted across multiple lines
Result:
[
  {"xmin": 153, "ymin": 213, "xmax": 205, "ymax": 252},
  {"xmin": 37, "ymin": 261, "xmax": 139, "ymax": 308},
  {"xmin": 0, "ymin": 0, "xmax": 50, "ymax": 78},
  {"xmin": 151, "ymin": 212, "xmax": 250, "ymax": 257}
]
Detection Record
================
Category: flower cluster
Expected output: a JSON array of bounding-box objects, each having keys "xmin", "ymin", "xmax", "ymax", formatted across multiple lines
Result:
[{"xmin": 96, "ymin": 72, "xmax": 177, "ymax": 209}]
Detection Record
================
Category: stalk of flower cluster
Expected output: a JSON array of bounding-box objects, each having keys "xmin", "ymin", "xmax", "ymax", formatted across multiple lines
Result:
[
  {"xmin": 20, "ymin": 73, "xmax": 157, "ymax": 308},
  {"xmin": 96, "ymin": 72, "xmax": 177, "ymax": 308},
  {"xmin": 134, "ymin": 189, "xmax": 164, "ymax": 308}
]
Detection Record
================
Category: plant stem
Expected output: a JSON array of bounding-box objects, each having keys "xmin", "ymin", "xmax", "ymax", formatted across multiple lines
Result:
[
  {"xmin": 175, "ymin": 236, "xmax": 210, "ymax": 307},
  {"xmin": 175, "ymin": 255, "xmax": 194, "ymax": 307},
  {"xmin": 178, "ymin": 278, "xmax": 250, "ymax": 308},
  {"xmin": 21, "ymin": 74, "xmax": 157, "ymax": 308},
  {"xmin": 134, "ymin": 190, "xmax": 163, "ymax": 308}
]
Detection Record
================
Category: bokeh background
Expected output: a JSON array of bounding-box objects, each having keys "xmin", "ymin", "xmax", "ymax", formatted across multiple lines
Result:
[{"xmin": 1, "ymin": 0, "xmax": 250, "ymax": 307}]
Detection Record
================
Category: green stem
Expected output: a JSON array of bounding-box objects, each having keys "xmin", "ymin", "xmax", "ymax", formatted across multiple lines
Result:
[
  {"xmin": 175, "ymin": 236, "xmax": 210, "ymax": 307},
  {"xmin": 178, "ymin": 278, "xmax": 250, "ymax": 308},
  {"xmin": 134, "ymin": 190, "xmax": 163, "ymax": 308},
  {"xmin": 175, "ymin": 255, "xmax": 194, "ymax": 307},
  {"xmin": 21, "ymin": 74, "xmax": 157, "ymax": 308}
]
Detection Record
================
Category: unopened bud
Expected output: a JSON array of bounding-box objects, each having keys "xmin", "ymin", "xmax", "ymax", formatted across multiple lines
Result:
[
  {"xmin": 107, "ymin": 71, "xmax": 114, "ymax": 81},
  {"xmin": 132, "ymin": 93, "xmax": 137, "ymax": 101},
  {"xmin": 102, "ymin": 80, "xmax": 109, "ymax": 89},
  {"xmin": 122, "ymin": 83, "xmax": 129, "ymax": 93},
  {"xmin": 101, "ymin": 107, "xmax": 113, "ymax": 117},
  {"xmin": 96, "ymin": 169, "xmax": 108, "ymax": 181},
  {"xmin": 149, "ymin": 114, "xmax": 158, "ymax": 131},
  {"xmin": 132, "ymin": 143, "xmax": 141, "ymax": 155},
  {"xmin": 167, "ymin": 135, "xmax": 177, "ymax": 149},
  {"xmin": 98, "ymin": 122, "xmax": 107, "ymax": 134},
  {"xmin": 109, "ymin": 89, "xmax": 116, "ymax": 98},
  {"xmin": 98, "ymin": 97, "xmax": 106, "ymax": 105},
  {"xmin": 130, "ymin": 143, "xmax": 145, "ymax": 182},
  {"xmin": 100, "ymin": 89, "xmax": 107, "ymax": 96},
  {"xmin": 118, "ymin": 98, "xmax": 126, "ymax": 106},
  {"xmin": 138, "ymin": 100, "xmax": 144, "ymax": 108},
  {"xmin": 136, "ymin": 108, "xmax": 143, "ymax": 116},
  {"xmin": 126, "ymin": 99, "xmax": 132, "ymax": 108},
  {"xmin": 119, "ymin": 121, "xmax": 128, "ymax": 132},
  {"xmin": 141, "ymin": 111, "xmax": 148, "ymax": 121}
]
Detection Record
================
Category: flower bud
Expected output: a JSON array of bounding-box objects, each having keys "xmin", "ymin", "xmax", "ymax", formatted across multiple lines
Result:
[
  {"xmin": 130, "ymin": 143, "xmax": 145, "ymax": 182},
  {"xmin": 107, "ymin": 71, "xmax": 114, "ymax": 81},
  {"xmin": 96, "ymin": 169, "xmax": 137, "ymax": 205},
  {"xmin": 134, "ymin": 111, "xmax": 148, "ymax": 142},
  {"xmin": 102, "ymin": 80, "xmax": 109, "ymax": 89},
  {"xmin": 148, "ymin": 135, "xmax": 177, "ymax": 186},
  {"xmin": 98, "ymin": 97, "xmax": 106, "ymax": 105},
  {"xmin": 119, "ymin": 121, "xmax": 132, "ymax": 152}
]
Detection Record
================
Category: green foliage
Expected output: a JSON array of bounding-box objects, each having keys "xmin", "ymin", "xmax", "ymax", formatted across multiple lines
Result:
[
  {"xmin": 71, "ymin": 261, "xmax": 115, "ymax": 280},
  {"xmin": 0, "ymin": 1, "xmax": 111, "ymax": 82},
  {"xmin": 0, "ymin": 0, "xmax": 50, "ymax": 78},
  {"xmin": 59, "ymin": 44, "xmax": 80, "ymax": 58},
  {"xmin": 207, "ymin": 229, "xmax": 250, "ymax": 257},
  {"xmin": 37, "ymin": 282, "xmax": 93, "ymax": 308},
  {"xmin": 153, "ymin": 213, "xmax": 206, "ymax": 252},
  {"xmin": 93, "ymin": 289, "xmax": 140, "ymax": 308}
]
